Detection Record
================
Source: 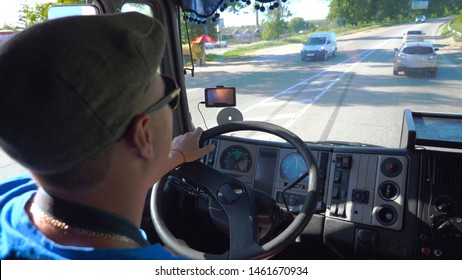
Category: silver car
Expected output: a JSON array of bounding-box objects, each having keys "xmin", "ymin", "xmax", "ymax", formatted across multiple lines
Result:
[
  {"xmin": 402, "ymin": 30, "xmax": 425, "ymax": 42},
  {"xmin": 393, "ymin": 41, "xmax": 439, "ymax": 76}
]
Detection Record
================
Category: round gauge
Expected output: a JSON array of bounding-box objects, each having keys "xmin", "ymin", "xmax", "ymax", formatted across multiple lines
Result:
[
  {"xmin": 219, "ymin": 145, "xmax": 253, "ymax": 173},
  {"xmin": 280, "ymin": 152, "xmax": 308, "ymax": 181},
  {"xmin": 378, "ymin": 181, "xmax": 400, "ymax": 201}
]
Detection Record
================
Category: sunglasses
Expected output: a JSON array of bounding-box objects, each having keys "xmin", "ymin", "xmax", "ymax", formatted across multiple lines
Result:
[{"xmin": 142, "ymin": 74, "xmax": 181, "ymax": 114}]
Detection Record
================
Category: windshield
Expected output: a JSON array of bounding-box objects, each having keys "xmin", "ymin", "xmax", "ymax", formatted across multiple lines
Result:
[
  {"xmin": 407, "ymin": 31, "xmax": 423, "ymax": 35},
  {"xmin": 306, "ymin": 37, "xmax": 326, "ymax": 45},
  {"xmin": 183, "ymin": 1, "xmax": 461, "ymax": 148},
  {"xmin": 402, "ymin": 46, "xmax": 434, "ymax": 54}
]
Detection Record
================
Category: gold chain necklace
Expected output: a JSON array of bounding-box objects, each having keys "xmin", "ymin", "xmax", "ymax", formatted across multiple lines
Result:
[{"xmin": 30, "ymin": 203, "xmax": 140, "ymax": 247}]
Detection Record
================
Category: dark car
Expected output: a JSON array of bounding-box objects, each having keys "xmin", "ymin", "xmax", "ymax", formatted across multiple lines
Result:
[{"xmin": 415, "ymin": 15, "xmax": 426, "ymax": 23}]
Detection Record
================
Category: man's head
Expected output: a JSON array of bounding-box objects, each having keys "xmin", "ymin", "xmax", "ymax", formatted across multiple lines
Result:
[{"xmin": 0, "ymin": 12, "xmax": 166, "ymax": 176}]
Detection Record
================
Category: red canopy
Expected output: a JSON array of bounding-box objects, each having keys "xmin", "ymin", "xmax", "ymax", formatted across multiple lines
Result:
[{"xmin": 190, "ymin": 34, "xmax": 217, "ymax": 43}]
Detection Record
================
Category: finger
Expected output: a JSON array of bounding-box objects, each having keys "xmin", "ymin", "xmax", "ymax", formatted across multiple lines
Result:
[
  {"xmin": 192, "ymin": 127, "xmax": 205, "ymax": 138},
  {"xmin": 201, "ymin": 143, "xmax": 215, "ymax": 154}
]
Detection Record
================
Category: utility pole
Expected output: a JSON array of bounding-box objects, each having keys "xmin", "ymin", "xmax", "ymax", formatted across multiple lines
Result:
[{"xmin": 256, "ymin": 10, "xmax": 259, "ymax": 28}]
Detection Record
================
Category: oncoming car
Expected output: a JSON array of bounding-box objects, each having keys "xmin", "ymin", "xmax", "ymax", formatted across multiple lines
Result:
[
  {"xmin": 1, "ymin": 0, "xmax": 462, "ymax": 265},
  {"xmin": 300, "ymin": 32, "xmax": 337, "ymax": 61},
  {"xmin": 403, "ymin": 30, "xmax": 425, "ymax": 42},
  {"xmin": 415, "ymin": 15, "xmax": 426, "ymax": 23},
  {"xmin": 393, "ymin": 41, "xmax": 439, "ymax": 76}
]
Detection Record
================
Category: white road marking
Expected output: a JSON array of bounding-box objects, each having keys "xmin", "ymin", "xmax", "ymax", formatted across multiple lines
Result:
[{"xmin": 243, "ymin": 38, "xmax": 395, "ymax": 132}]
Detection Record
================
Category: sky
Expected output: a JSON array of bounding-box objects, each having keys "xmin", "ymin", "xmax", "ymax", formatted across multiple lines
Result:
[
  {"xmin": 221, "ymin": 0, "xmax": 331, "ymax": 28},
  {"xmin": 0, "ymin": 0, "xmax": 330, "ymax": 27},
  {"xmin": 0, "ymin": 0, "xmax": 53, "ymax": 26}
]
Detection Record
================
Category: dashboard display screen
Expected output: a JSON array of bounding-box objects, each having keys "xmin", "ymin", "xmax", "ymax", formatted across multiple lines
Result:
[
  {"xmin": 415, "ymin": 116, "xmax": 462, "ymax": 147},
  {"xmin": 253, "ymin": 148, "xmax": 278, "ymax": 196},
  {"xmin": 204, "ymin": 87, "xmax": 236, "ymax": 107}
]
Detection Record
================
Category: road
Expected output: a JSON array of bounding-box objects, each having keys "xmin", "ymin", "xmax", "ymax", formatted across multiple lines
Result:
[
  {"xmin": 1, "ymin": 18, "xmax": 461, "ymax": 181},
  {"xmin": 185, "ymin": 18, "xmax": 462, "ymax": 146}
]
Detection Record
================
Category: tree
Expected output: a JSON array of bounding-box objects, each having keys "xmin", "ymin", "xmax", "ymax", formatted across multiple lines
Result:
[
  {"xmin": 0, "ymin": 24, "xmax": 19, "ymax": 32},
  {"xmin": 19, "ymin": 3, "xmax": 51, "ymax": 28},
  {"xmin": 180, "ymin": 19, "xmax": 219, "ymax": 44},
  {"xmin": 18, "ymin": 0, "xmax": 85, "ymax": 29},
  {"xmin": 261, "ymin": 5, "xmax": 292, "ymax": 40},
  {"xmin": 288, "ymin": 17, "xmax": 309, "ymax": 33},
  {"xmin": 179, "ymin": 0, "xmax": 257, "ymax": 44},
  {"xmin": 327, "ymin": 0, "xmax": 462, "ymax": 25}
]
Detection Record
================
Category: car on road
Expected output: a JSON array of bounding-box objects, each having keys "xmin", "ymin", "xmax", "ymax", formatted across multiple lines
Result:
[
  {"xmin": 415, "ymin": 15, "xmax": 426, "ymax": 23},
  {"xmin": 402, "ymin": 30, "xmax": 425, "ymax": 42},
  {"xmin": 300, "ymin": 32, "xmax": 337, "ymax": 61},
  {"xmin": 393, "ymin": 41, "xmax": 439, "ymax": 76}
]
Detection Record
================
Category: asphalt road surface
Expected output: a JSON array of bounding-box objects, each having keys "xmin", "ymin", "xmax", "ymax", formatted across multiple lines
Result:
[{"xmin": 185, "ymin": 18, "xmax": 461, "ymax": 147}]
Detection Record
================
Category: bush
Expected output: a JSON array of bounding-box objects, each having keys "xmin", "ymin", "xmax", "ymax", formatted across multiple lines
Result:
[{"xmin": 460, "ymin": 10, "xmax": 462, "ymax": 23}]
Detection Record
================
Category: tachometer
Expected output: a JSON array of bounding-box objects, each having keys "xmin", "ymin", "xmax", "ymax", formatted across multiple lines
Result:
[
  {"xmin": 220, "ymin": 145, "xmax": 253, "ymax": 173},
  {"xmin": 280, "ymin": 152, "xmax": 309, "ymax": 181}
]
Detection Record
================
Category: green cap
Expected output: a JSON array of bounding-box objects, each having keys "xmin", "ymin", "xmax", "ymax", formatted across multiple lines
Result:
[{"xmin": 0, "ymin": 12, "xmax": 166, "ymax": 174}]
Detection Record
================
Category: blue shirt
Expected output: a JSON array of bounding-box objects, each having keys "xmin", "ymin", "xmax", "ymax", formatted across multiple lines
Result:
[{"xmin": 0, "ymin": 174, "xmax": 185, "ymax": 260}]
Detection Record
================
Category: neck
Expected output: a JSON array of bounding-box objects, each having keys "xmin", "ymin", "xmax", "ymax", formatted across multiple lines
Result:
[
  {"xmin": 30, "ymin": 188, "xmax": 150, "ymax": 248},
  {"xmin": 34, "ymin": 179, "xmax": 148, "ymax": 228}
]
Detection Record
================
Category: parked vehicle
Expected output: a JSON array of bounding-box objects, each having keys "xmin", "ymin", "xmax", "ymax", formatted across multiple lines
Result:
[
  {"xmin": 214, "ymin": 41, "xmax": 227, "ymax": 48},
  {"xmin": 0, "ymin": 30, "xmax": 15, "ymax": 46},
  {"xmin": 204, "ymin": 42, "xmax": 215, "ymax": 49},
  {"xmin": 300, "ymin": 32, "xmax": 337, "ymax": 61},
  {"xmin": 393, "ymin": 41, "xmax": 438, "ymax": 76}
]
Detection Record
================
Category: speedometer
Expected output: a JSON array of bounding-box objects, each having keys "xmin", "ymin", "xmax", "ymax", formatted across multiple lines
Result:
[
  {"xmin": 220, "ymin": 145, "xmax": 252, "ymax": 173},
  {"xmin": 280, "ymin": 152, "xmax": 308, "ymax": 181}
]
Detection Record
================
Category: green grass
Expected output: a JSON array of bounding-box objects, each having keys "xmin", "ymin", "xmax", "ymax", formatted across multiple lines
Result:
[
  {"xmin": 451, "ymin": 17, "xmax": 462, "ymax": 32},
  {"xmin": 448, "ymin": 17, "xmax": 462, "ymax": 42},
  {"xmin": 221, "ymin": 41, "xmax": 288, "ymax": 57},
  {"xmin": 440, "ymin": 23, "xmax": 451, "ymax": 38}
]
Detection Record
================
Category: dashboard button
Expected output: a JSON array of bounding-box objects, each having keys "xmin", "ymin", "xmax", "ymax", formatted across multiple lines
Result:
[
  {"xmin": 335, "ymin": 156, "xmax": 342, "ymax": 168},
  {"xmin": 421, "ymin": 247, "xmax": 431, "ymax": 256},
  {"xmin": 334, "ymin": 170, "xmax": 342, "ymax": 182},
  {"xmin": 332, "ymin": 184, "xmax": 340, "ymax": 198},
  {"xmin": 330, "ymin": 203, "xmax": 338, "ymax": 215},
  {"xmin": 337, "ymin": 203, "xmax": 345, "ymax": 216},
  {"xmin": 341, "ymin": 155, "xmax": 352, "ymax": 169}
]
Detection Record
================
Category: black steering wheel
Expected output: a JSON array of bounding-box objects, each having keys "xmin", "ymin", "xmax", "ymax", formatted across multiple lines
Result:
[{"xmin": 150, "ymin": 121, "xmax": 320, "ymax": 259}]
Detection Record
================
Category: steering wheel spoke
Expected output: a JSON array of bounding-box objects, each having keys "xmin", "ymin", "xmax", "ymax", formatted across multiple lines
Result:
[{"xmin": 174, "ymin": 161, "xmax": 261, "ymax": 258}]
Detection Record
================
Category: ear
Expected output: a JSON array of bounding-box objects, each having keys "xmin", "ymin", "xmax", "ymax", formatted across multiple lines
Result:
[{"xmin": 124, "ymin": 114, "xmax": 155, "ymax": 160}]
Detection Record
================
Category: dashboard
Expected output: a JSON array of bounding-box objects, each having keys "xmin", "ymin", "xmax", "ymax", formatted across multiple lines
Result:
[{"xmin": 192, "ymin": 110, "xmax": 462, "ymax": 259}]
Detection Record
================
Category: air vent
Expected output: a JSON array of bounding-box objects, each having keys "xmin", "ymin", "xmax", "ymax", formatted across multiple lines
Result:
[{"xmin": 430, "ymin": 156, "xmax": 462, "ymax": 190}]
